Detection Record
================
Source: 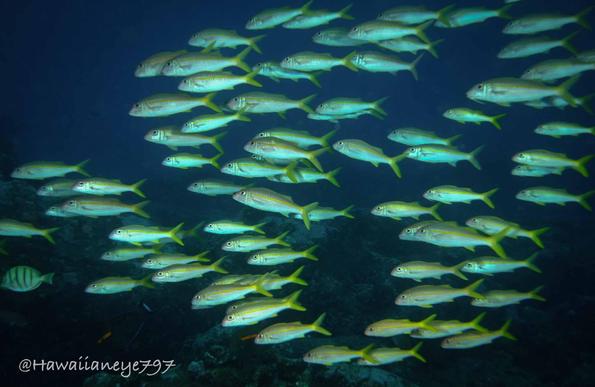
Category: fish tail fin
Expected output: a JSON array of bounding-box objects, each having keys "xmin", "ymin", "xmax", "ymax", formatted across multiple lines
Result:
[
  {"xmin": 359, "ymin": 344, "xmax": 378, "ymax": 364},
  {"xmin": 41, "ymin": 272, "xmax": 55, "ymax": 285},
  {"xmin": 310, "ymin": 313, "xmax": 332, "ymax": 336},
  {"xmin": 133, "ymin": 201, "xmax": 151, "ymax": 219},
  {"xmin": 556, "ymin": 75, "xmax": 580, "ymax": 107},
  {"xmin": 528, "ymin": 227, "xmax": 549, "ymax": 249},
  {"xmin": 430, "ymin": 203, "xmax": 443, "ymax": 221},
  {"xmin": 284, "ymin": 289, "xmax": 307, "ymax": 311},
  {"xmin": 302, "ymin": 245, "xmax": 319, "ymax": 261},
  {"xmin": 409, "ymin": 53, "xmax": 425, "ymax": 81},
  {"xmin": 235, "ymin": 108, "xmax": 252, "ymax": 122},
  {"xmin": 339, "ymin": 4, "xmax": 354, "ymax": 20},
  {"xmin": 450, "ymin": 261, "xmax": 469, "ymax": 281},
  {"xmin": 499, "ymin": 319, "xmax": 517, "ymax": 341},
  {"xmin": 76, "ymin": 159, "xmax": 91, "ymax": 177},
  {"xmin": 524, "ymin": 252, "xmax": 542, "ymax": 273},
  {"xmin": 578, "ymin": 190, "xmax": 595, "ymax": 211},
  {"xmin": 488, "ymin": 227, "xmax": 510, "ymax": 258},
  {"xmin": 287, "ymin": 265, "xmax": 308, "ymax": 286},
  {"xmin": 481, "ymin": 188, "xmax": 498, "ymax": 209},
  {"xmin": 210, "ymin": 257, "xmax": 229, "ymax": 274},
  {"xmin": 308, "ymin": 72, "xmax": 322, "ymax": 88},
  {"xmin": 427, "ymin": 38, "xmax": 445, "ymax": 58},
  {"xmin": 210, "ymin": 153, "xmax": 223, "ymax": 169},
  {"xmin": 529, "ymin": 285, "xmax": 546, "ymax": 302},
  {"xmin": 468, "ymin": 145, "xmax": 484, "ymax": 170},
  {"xmin": 253, "ymin": 275, "xmax": 273, "ymax": 297},
  {"xmin": 575, "ymin": 6, "xmax": 593, "ymax": 30},
  {"xmin": 573, "ymin": 154, "xmax": 593, "ymax": 177},
  {"xmin": 578, "ymin": 93, "xmax": 595, "ymax": 114},
  {"xmin": 446, "ymin": 133, "xmax": 462, "ymax": 145},
  {"xmin": 469, "ymin": 312, "xmax": 489, "ymax": 332},
  {"xmin": 139, "ymin": 274, "xmax": 156, "ymax": 289},
  {"xmin": 415, "ymin": 20, "xmax": 434, "ymax": 44},
  {"xmin": 436, "ymin": 4, "xmax": 455, "ymax": 27},
  {"xmin": 341, "ymin": 204, "xmax": 355, "ymax": 219},
  {"xmin": 201, "ymin": 92, "xmax": 222, "ymax": 113},
  {"xmin": 300, "ymin": 202, "xmax": 319, "ymax": 230},
  {"xmin": 301, "ymin": 0, "xmax": 314, "ymax": 13},
  {"xmin": 210, "ymin": 131, "xmax": 227, "ymax": 153},
  {"xmin": 370, "ymin": 109, "xmax": 385, "ymax": 120},
  {"xmin": 42, "ymin": 227, "xmax": 60, "ymax": 244},
  {"xmin": 465, "ymin": 278, "xmax": 485, "ymax": 299},
  {"xmin": 561, "ymin": 31, "xmax": 579, "ymax": 55},
  {"xmin": 307, "ymin": 147, "xmax": 327, "ymax": 172},
  {"xmin": 169, "ymin": 222, "xmax": 185, "ymax": 246},
  {"xmin": 325, "ymin": 167, "xmax": 342, "ymax": 187},
  {"xmin": 497, "ymin": 4, "xmax": 514, "ymax": 19},
  {"xmin": 418, "ymin": 314, "xmax": 438, "ymax": 331},
  {"xmin": 408, "ymin": 342, "xmax": 426, "ymax": 363},
  {"xmin": 234, "ymin": 47, "xmax": 253, "ymax": 72},
  {"xmin": 373, "ymin": 96, "xmax": 389, "ymax": 116},
  {"xmin": 388, "ymin": 153, "xmax": 406, "ymax": 178},
  {"xmin": 249, "ymin": 35, "xmax": 266, "ymax": 54},
  {"xmin": 320, "ymin": 129, "xmax": 338, "ymax": 148},
  {"xmin": 489, "ymin": 113, "xmax": 506, "ymax": 130},
  {"xmin": 0, "ymin": 240, "xmax": 7, "ymax": 255},
  {"xmin": 186, "ymin": 222, "xmax": 204, "ymax": 240},
  {"xmin": 252, "ymin": 221, "xmax": 268, "ymax": 235},
  {"xmin": 244, "ymin": 70, "xmax": 263, "ymax": 87},
  {"xmin": 299, "ymin": 94, "xmax": 317, "ymax": 114},
  {"xmin": 342, "ymin": 50, "xmax": 359, "ymax": 72},
  {"xmin": 275, "ymin": 230, "xmax": 291, "ymax": 247},
  {"xmin": 131, "ymin": 178, "xmax": 147, "ymax": 198},
  {"xmin": 192, "ymin": 250, "xmax": 211, "ymax": 263}
]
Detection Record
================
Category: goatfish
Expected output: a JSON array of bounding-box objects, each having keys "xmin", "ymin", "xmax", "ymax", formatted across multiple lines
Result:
[
  {"xmin": 535, "ymin": 122, "xmax": 594, "ymax": 138},
  {"xmin": 516, "ymin": 186, "xmax": 595, "ymax": 211},
  {"xmin": 60, "ymin": 197, "xmax": 150, "ymax": 219},
  {"xmin": 247, "ymin": 245, "xmax": 318, "ymax": 265},
  {"xmin": 308, "ymin": 110, "xmax": 383, "ymax": 122},
  {"xmin": 253, "ymin": 61, "xmax": 321, "ymax": 87},
  {"xmin": 181, "ymin": 112, "xmax": 250, "ymax": 134},
  {"xmin": 11, "ymin": 160, "xmax": 90, "ymax": 180},
  {"xmin": 267, "ymin": 167, "xmax": 342, "ymax": 188},
  {"xmin": 141, "ymin": 251, "xmax": 211, "ymax": 269},
  {"xmin": 255, "ymin": 313, "xmax": 331, "ymax": 344},
  {"xmin": 109, "ymin": 223, "xmax": 185, "ymax": 246},
  {"xmin": 333, "ymin": 139, "xmax": 403, "ymax": 178},
  {"xmin": 399, "ymin": 221, "xmax": 454, "ymax": 241},
  {"xmin": 463, "ymin": 253, "xmax": 542, "ymax": 275},
  {"xmin": 401, "ymin": 144, "xmax": 483, "ymax": 170},
  {"xmin": 388, "ymin": 128, "xmax": 461, "ymax": 147},
  {"xmin": 434, "ymin": 5, "xmax": 513, "ymax": 28},
  {"xmin": 498, "ymin": 32, "xmax": 579, "ymax": 58},
  {"xmin": 37, "ymin": 179, "xmax": 78, "ymax": 197},
  {"xmin": 145, "ymin": 127, "xmax": 226, "ymax": 151},
  {"xmin": 365, "ymin": 314, "xmax": 438, "ymax": 337},
  {"xmin": 502, "ymin": 7, "xmax": 593, "ymax": 34},
  {"xmin": 377, "ymin": 37, "xmax": 444, "ymax": 59},
  {"xmin": 1, "ymin": 266, "xmax": 54, "ymax": 292},
  {"xmin": 357, "ymin": 343, "xmax": 426, "ymax": 365},
  {"xmin": 283, "ymin": 5, "xmax": 353, "ymax": 29},
  {"xmin": 512, "ymin": 149, "xmax": 593, "ymax": 177},
  {"xmin": 511, "ymin": 165, "xmax": 565, "ymax": 177},
  {"xmin": 187, "ymin": 179, "xmax": 251, "ymax": 196},
  {"xmin": 178, "ymin": 71, "xmax": 262, "ymax": 93},
  {"xmin": 312, "ymin": 28, "xmax": 367, "ymax": 47},
  {"xmin": 222, "ymin": 230, "xmax": 290, "ymax": 252},
  {"xmin": 391, "ymin": 261, "xmax": 468, "ymax": 281},
  {"xmin": 245, "ymin": 0, "xmax": 313, "ymax": 30},
  {"xmin": 303, "ymin": 344, "xmax": 378, "ymax": 366},
  {"xmin": 521, "ymin": 58, "xmax": 595, "ymax": 82},
  {"xmin": 443, "ymin": 108, "xmax": 506, "ymax": 130},
  {"xmin": 188, "ymin": 29, "xmax": 265, "ymax": 53},
  {"xmin": 161, "ymin": 153, "xmax": 222, "ymax": 170},
  {"xmin": 316, "ymin": 97, "xmax": 387, "ymax": 116},
  {"xmin": 221, "ymin": 290, "xmax": 306, "ymax": 327},
  {"xmin": 226, "ymin": 92, "xmax": 315, "ymax": 116},
  {"xmin": 72, "ymin": 178, "xmax": 146, "ymax": 198},
  {"xmin": 465, "ymin": 216, "xmax": 549, "ymax": 248},
  {"xmin": 466, "ymin": 76, "xmax": 579, "ymax": 106},
  {"xmin": 280, "ymin": 51, "xmax": 358, "ymax": 72},
  {"xmin": 371, "ymin": 201, "xmax": 442, "ymax": 221},
  {"xmin": 161, "ymin": 47, "xmax": 252, "ymax": 76},
  {"xmin": 85, "ymin": 276, "xmax": 154, "ymax": 294},
  {"xmin": 135, "ymin": 50, "xmax": 187, "ymax": 77},
  {"xmin": 350, "ymin": 51, "xmax": 424, "ymax": 80},
  {"xmin": 253, "ymin": 128, "xmax": 337, "ymax": 149},
  {"xmin": 204, "ymin": 220, "xmax": 266, "ymax": 235},
  {"xmin": 151, "ymin": 259, "xmax": 228, "ymax": 283},
  {"xmin": 377, "ymin": 5, "xmax": 455, "ymax": 25},
  {"xmin": 348, "ymin": 20, "xmax": 433, "ymax": 44},
  {"xmin": 423, "ymin": 185, "xmax": 498, "ymax": 209},
  {"xmin": 411, "ymin": 313, "xmax": 488, "ymax": 339},
  {"xmin": 101, "ymin": 246, "xmax": 160, "ymax": 262},
  {"xmin": 244, "ymin": 137, "xmax": 327, "ymax": 172},
  {"xmin": 441, "ymin": 320, "xmax": 516, "ymax": 349},
  {"xmin": 293, "ymin": 205, "xmax": 354, "ymax": 222},
  {"xmin": 0, "ymin": 219, "xmax": 59, "ymax": 244},
  {"xmin": 220, "ymin": 158, "xmax": 298, "ymax": 181},
  {"xmin": 395, "ymin": 279, "xmax": 485, "ymax": 307},
  {"xmin": 129, "ymin": 93, "xmax": 221, "ymax": 117},
  {"xmin": 191, "ymin": 276, "xmax": 272, "ymax": 309},
  {"xmin": 472, "ymin": 286, "xmax": 545, "ymax": 308}
]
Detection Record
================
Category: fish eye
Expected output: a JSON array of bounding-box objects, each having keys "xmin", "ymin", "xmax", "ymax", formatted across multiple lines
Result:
[
  {"xmin": 226, "ymin": 242, "xmax": 232, "ymax": 246},
  {"xmin": 233, "ymin": 97, "xmax": 239, "ymax": 102},
  {"xmin": 338, "ymin": 141, "xmax": 343, "ymax": 145},
  {"xmin": 240, "ymin": 191, "xmax": 246, "ymax": 196},
  {"xmin": 156, "ymin": 272, "xmax": 164, "ymax": 277},
  {"xmin": 397, "ymin": 267, "xmax": 403, "ymax": 271},
  {"xmin": 116, "ymin": 230, "xmax": 122, "ymax": 234},
  {"xmin": 207, "ymin": 224, "xmax": 213, "ymax": 228},
  {"xmin": 227, "ymin": 315, "xmax": 234, "ymax": 320},
  {"xmin": 368, "ymin": 327, "xmax": 374, "ymax": 332},
  {"xmin": 258, "ymin": 133, "xmax": 266, "ymax": 137},
  {"xmin": 91, "ymin": 284, "xmax": 97, "ymax": 288},
  {"xmin": 152, "ymin": 130, "xmax": 158, "ymax": 135},
  {"xmin": 77, "ymin": 182, "xmax": 84, "ymax": 187},
  {"xmin": 68, "ymin": 200, "xmax": 75, "ymax": 205},
  {"xmin": 476, "ymin": 84, "xmax": 483, "ymax": 90},
  {"xmin": 257, "ymin": 334, "xmax": 263, "ymax": 339},
  {"xmin": 352, "ymin": 27, "xmax": 359, "ymax": 32},
  {"xmin": 400, "ymin": 295, "xmax": 406, "ymax": 299},
  {"xmin": 194, "ymin": 294, "xmax": 202, "ymax": 300},
  {"xmin": 134, "ymin": 103, "xmax": 141, "ymax": 108},
  {"xmin": 406, "ymin": 229, "xmax": 412, "ymax": 234},
  {"xmin": 421, "ymin": 229, "xmax": 427, "ymax": 234},
  {"xmin": 166, "ymin": 157, "xmax": 172, "ymax": 162},
  {"xmin": 315, "ymin": 32, "xmax": 322, "ymax": 37}
]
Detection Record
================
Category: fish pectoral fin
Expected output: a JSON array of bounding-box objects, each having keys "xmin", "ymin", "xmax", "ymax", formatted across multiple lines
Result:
[
  {"xmin": 556, "ymin": 202, "xmax": 566, "ymax": 206},
  {"xmin": 131, "ymin": 242, "xmax": 142, "ymax": 247},
  {"xmin": 419, "ymin": 304, "xmax": 433, "ymax": 309},
  {"xmin": 463, "ymin": 246, "xmax": 475, "ymax": 252},
  {"xmin": 448, "ymin": 162, "xmax": 457, "ymax": 167},
  {"xmin": 391, "ymin": 217, "xmax": 401, "ymax": 221},
  {"xmin": 370, "ymin": 162, "xmax": 379, "ymax": 167},
  {"xmin": 496, "ymin": 102, "xmax": 511, "ymax": 107}
]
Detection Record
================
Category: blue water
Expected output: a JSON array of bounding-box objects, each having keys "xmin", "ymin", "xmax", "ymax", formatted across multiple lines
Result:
[{"xmin": 1, "ymin": 0, "xmax": 594, "ymax": 386}]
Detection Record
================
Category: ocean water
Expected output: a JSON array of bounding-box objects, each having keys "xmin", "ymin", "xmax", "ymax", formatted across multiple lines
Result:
[{"xmin": 1, "ymin": 0, "xmax": 594, "ymax": 386}]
